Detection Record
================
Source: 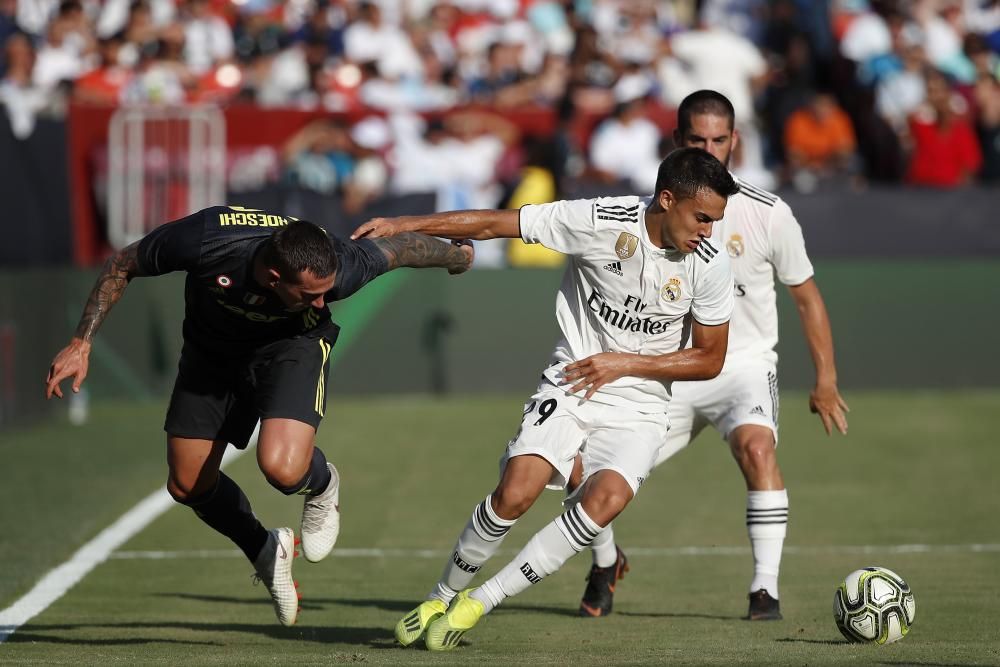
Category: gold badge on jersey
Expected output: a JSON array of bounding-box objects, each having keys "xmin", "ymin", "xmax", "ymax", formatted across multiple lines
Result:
[
  {"xmin": 726, "ymin": 234, "xmax": 744, "ymax": 258},
  {"xmin": 615, "ymin": 232, "xmax": 639, "ymax": 259},
  {"xmin": 662, "ymin": 277, "xmax": 682, "ymax": 302}
]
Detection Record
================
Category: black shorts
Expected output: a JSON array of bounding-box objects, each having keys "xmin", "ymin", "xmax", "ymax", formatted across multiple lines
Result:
[{"xmin": 164, "ymin": 332, "xmax": 337, "ymax": 448}]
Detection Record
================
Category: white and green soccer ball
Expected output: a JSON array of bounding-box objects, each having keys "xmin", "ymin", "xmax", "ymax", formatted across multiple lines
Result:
[{"xmin": 833, "ymin": 567, "xmax": 915, "ymax": 644}]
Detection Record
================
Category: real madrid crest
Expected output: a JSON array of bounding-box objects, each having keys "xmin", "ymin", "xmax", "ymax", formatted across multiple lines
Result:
[
  {"xmin": 662, "ymin": 277, "xmax": 682, "ymax": 302},
  {"xmin": 615, "ymin": 232, "xmax": 639, "ymax": 259},
  {"xmin": 726, "ymin": 234, "xmax": 744, "ymax": 258}
]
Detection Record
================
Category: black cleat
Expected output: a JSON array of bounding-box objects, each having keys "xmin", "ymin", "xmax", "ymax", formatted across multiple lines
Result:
[
  {"xmin": 747, "ymin": 588, "xmax": 783, "ymax": 621},
  {"xmin": 578, "ymin": 546, "xmax": 629, "ymax": 617}
]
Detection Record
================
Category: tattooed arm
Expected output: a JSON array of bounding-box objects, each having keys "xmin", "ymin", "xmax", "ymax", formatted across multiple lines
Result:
[
  {"xmin": 371, "ymin": 232, "xmax": 474, "ymax": 275},
  {"xmin": 46, "ymin": 242, "xmax": 146, "ymax": 399}
]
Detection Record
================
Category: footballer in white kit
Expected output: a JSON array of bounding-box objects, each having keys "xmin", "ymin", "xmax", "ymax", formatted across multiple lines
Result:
[
  {"xmin": 576, "ymin": 90, "xmax": 849, "ymax": 623},
  {"xmin": 353, "ymin": 147, "xmax": 740, "ymax": 651}
]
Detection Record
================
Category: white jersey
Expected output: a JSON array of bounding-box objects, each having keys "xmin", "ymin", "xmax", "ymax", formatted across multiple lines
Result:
[
  {"xmin": 720, "ymin": 177, "xmax": 814, "ymax": 366},
  {"xmin": 519, "ymin": 195, "xmax": 734, "ymax": 413}
]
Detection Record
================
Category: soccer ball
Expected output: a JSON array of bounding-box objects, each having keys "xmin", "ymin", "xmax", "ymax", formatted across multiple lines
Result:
[{"xmin": 833, "ymin": 567, "xmax": 915, "ymax": 644}]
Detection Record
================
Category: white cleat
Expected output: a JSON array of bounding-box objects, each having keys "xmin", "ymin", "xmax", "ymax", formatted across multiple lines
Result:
[
  {"xmin": 252, "ymin": 527, "xmax": 299, "ymax": 626},
  {"xmin": 301, "ymin": 463, "xmax": 341, "ymax": 562}
]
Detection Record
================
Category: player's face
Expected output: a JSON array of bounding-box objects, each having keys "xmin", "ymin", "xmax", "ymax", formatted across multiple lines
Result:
[
  {"xmin": 273, "ymin": 269, "xmax": 336, "ymax": 311},
  {"xmin": 659, "ymin": 187, "xmax": 726, "ymax": 253},
  {"xmin": 676, "ymin": 114, "xmax": 738, "ymax": 167}
]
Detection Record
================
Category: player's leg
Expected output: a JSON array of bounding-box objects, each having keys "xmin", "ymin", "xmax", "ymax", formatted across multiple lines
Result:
[
  {"xmin": 728, "ymin": 423, "xmax": 786, "ymax": 620},
  {"xmin": 422, "ymin": 406, "xmax": 665, "ymax": 650},
  {"xmin": 252, "ymin": 334, "xmax": 339, "ymax": 562},
  {"xmin": 716, "ymin": 364, "xmax": 785, "ymax": 620}
]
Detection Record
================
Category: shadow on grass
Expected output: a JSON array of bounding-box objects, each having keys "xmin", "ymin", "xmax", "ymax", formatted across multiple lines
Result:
[
  {"xmin": 775, "ymin": 638, "xmax": 848, "ymax": 645},
  {"xmin": 617, "ymin": 611, "xmax": 741, "ymax": 621},
  {"xmin": 6, "ymin": 622, "xmax": 387, "ymax": 646}
]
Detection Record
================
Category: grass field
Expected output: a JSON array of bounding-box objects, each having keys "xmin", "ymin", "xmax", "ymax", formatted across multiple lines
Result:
[{"xmin": 1, "ymin": 390, "xmax": 999, "ymax": 665}]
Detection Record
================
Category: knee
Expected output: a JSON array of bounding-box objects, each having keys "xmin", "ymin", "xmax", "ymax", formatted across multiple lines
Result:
[
  {"xmin": 257, "ymin": 438, "xmax": 311, "ymax": 492},
  {"xmin": 581, "ymin": 486, "xmax": 630, "ymax": 525},
  {"xmin": 167, "ymin": 471, "xmax": 216, "ymax": 505},
  {"xmin": 734, "ymin": 439, "xmax": 776, "ymax": 470},
  {"xmin": 491, "ymin": 484, "xmax": 538, "ymax": 520}
]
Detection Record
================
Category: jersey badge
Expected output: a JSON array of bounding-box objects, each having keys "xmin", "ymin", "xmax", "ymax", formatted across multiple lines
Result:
[
  {"xmin": 243, "ymin": 293, "xmax": 266, "ymax": 306},
  {"xmin": 615, "ymin": 232, "xmax": 639, "ymax": 259},
  {"xmin": 661, "ymin": 277, "xmax": 682, "ymax": 302},
  {"xmin": 726, "ymin": 234, "xmax": 744, "ymax": 258},
  {"xmin": 216, "ymin": 275, "xmax": 233, "ymax": 288}
]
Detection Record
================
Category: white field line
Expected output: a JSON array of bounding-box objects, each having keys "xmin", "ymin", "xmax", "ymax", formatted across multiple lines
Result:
[
  {"xmin": 109, "ymin": 543, "xmax": 1000, "ymax": 561},
  {"xmin": 0, "ymin": 432, "xmax": 256, "ymax": 644}
]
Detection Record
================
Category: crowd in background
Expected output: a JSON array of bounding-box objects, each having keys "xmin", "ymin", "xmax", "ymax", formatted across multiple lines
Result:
[{"xmin": 2, "ymin": 0, "xmax": 999, "ymax": 213}]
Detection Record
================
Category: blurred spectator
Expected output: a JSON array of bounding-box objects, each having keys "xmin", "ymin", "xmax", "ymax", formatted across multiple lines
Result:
[
  {"xmin": 906, "ymin": 68, "xmax": 982, "ymax": 187},
  {"xmin": 506, "ymin": 137, "xmax": 563, "ymax": 268},
  {"xmin": 783, "ymin": 91, "xmax": 859, "ymax": 191},
  {"xmin": 973, "ymin": 73, "xmax": 1000, "ymax": 182},
  {"xmin": 281, "ymin": 118, "xmax": 386, "ymax": 212},
  {"xmin": 181, "ymin": 0, "xmax": 234, "ymax": 75},
  {"xmin": 74, "ymin": 35, "xmax": 131, "ymax": 105},
  {"xmin": 588, "ymin": 95, "xmax": 661, "ymax": 192},
  {"xmin": 343, "ymin": 1, "xmax": 420, "ymax": 79},
  {"xmin": 0, "ymin": 32, "xmax": 51, "ymax": 138},
  {"xmin": 876, "ymin": 41, "xmax": 927, "ymax": 133},
  {"xmin": 33, "ymin": 2, "xmax": 95, "ymax": 92}
]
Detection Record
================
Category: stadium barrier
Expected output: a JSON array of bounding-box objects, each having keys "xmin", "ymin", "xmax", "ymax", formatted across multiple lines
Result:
[{"xmin": 2, "ymin": 260, "xmax": 997, "ymax": 430}]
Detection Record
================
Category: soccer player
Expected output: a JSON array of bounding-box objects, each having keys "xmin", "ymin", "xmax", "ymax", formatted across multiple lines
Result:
[
  {"xmin": 45, "ymin": 207, "xmax": 472, "ymax": 626},
  {"xmin": 575, "ymin": 90, "xmax": 850, "ymax": 622},
  {"xmin": 352, "ymin": 147, "xmax": 740, "ymax": 651}
]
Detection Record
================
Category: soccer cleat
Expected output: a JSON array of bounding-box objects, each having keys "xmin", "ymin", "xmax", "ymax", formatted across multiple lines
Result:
[
  {"xmin": 301, "ymin": 463, "xmax": 340, "ymax": 562},
  {"xmin": 424, "ymin": 589, "xmax": 485, "ymax": 651},
  {"xmin": 394, "ymin": 599, "xmax": 448, "ymax": 646},
  {"xmin": 252, "ymin": 527, "xmax": 299, "ymax": 626},
  {"xmin": 578, "ymin": 545, "xmax": 629, "ymax": 617},
  {"xmin": 747, "ymin": 588, "xmax": 783, "ymax": 621}
]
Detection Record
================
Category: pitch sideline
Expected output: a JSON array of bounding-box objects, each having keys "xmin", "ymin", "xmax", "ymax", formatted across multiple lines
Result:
[{"xmin": 0, "ymin": 437, "xmax": 254, "ymax": 644}]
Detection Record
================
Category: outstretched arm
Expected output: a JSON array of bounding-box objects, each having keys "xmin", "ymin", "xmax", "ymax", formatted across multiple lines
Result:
[
  {"xmin": 353, "ymin": 209, "xmax": 521, "ymax": 242},
  {"xmin": 787, "ymin": 277, "xmax": 848, "ymax": 435},
  {"xmin": 370, "ymin": 232, "xmax": 474, "ymax": 274},
  {"xmin": 46, "ymin": 242, "xmax": 146, "ymax": 398},
  {"xmin": 562, "ymin": 320, "xmax": 730, "ymax": 400}
]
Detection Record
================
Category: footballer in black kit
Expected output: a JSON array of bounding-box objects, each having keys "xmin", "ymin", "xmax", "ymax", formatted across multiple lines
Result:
[{"xmin": 46, "ymin": 205, "xmax": 474, "ymax": 627}]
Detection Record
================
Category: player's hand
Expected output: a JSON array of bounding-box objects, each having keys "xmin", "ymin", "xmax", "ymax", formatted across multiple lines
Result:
[
  {"xmin": 562, "ymin": 353, "xmax": 632, "ymax": 400},
  {"xmin": 352, "ymin": 217, "xmax": 408, "ymax": 240},
  {"xmin": 809, "ymin": 381, "xmax": 849, "ymax": 436},
  {"xmin": 46, "ymin": 338, "xmax": 92, "ymax": 399},
  {"xmin": 449, "ymin": 239, "xmax": 474, "ymax": 274}
]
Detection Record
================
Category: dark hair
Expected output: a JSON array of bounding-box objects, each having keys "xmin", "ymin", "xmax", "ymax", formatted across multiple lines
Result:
[
  {"xmin": 676, "ymin": 90, "xmax": 736, "ymax": 136},
  {"xmin": 260, "ymin": 220, "xmax": 338, "ymax": 280},
  {"xmin": 654, "ymin": 147, "xmax": 739, "ymax": 201}
]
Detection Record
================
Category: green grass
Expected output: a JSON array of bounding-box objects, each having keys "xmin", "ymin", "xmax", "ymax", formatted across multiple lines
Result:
[{"xmin": 2, "ymin": 391, "xmax": 999, "ymax": 665}]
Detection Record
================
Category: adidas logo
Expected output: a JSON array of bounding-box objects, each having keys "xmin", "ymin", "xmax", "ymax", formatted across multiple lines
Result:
[
  {"xmin": 603, "ymin": 261, "xmax": 623, "ymax": 276},
  {"xmin": 749, "ymin": 405, "xmax": 766, "ymax": 417}
]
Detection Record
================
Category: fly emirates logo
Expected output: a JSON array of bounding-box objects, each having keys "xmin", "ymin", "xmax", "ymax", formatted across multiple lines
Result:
[{"xmin": 587, "ymin": 290, "xmax": 673, "ymax": 335}]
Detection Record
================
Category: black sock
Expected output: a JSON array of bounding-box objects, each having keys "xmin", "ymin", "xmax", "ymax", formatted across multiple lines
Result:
[
  {"xmin": 187, "ymin": 472, "xmax": 269, "ymax": 562},
  {"xmin": 272, "ymin": 447, "xmax": 332, "ymax": 496}
]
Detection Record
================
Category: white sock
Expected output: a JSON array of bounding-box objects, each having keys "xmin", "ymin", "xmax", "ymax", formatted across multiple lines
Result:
[
  {"xmin": 473, "ymin": 504, "xmax": 602, "ymax": 613},
  {"xmin": 746, "ymin": 489, "xmax": 788, "ymax": 599},
  {"xmin": 429, "ymin": 495, "xmax": 516, "ymax": 603},
  {"xmin": 590, "ymin": 522, "xmax": 617, "ymax": 567}
]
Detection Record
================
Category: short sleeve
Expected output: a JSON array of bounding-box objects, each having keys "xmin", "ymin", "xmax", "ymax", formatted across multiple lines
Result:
[
  {"xmin": 135, "ymin": 210, "xmax": 206, "ymax": 275},
  {"xmin": 691, "ymin": 249, "xmax": 734, "ymax": 326},
  {"xmin": 518, "ymin": 199, "xmax": 596, "ymax": 256},
  {"xmin": 326, "ymin": 237, "xmax": 390, "ymax": 302},
  {"xmin": 768, "ymin": 199, "xmax": 814, "ymax": 286}
]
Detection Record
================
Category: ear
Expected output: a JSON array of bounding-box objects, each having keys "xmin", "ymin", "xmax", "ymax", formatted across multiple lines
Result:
[
  {"xmin": 659, "ymin": 188, "xmax": 675, "ymax": 211},
  {"xmin": 266, "ymin": 268, "xmax": 282, "ymax": 287},
  {"xmin": 731, "ymin": 127, "xmax": 740, "ymax": 152},
  {"xmin": 672, "ymin": 129, "xmax": 682, "ymax": 147}
]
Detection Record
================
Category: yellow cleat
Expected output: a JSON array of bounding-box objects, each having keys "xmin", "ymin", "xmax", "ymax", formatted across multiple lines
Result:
[
  {"xmin": 425, "ymin": 589, "xmax": 485, "ymax": 651},
  {"xmin": 394, "ymin": 599, "xmax": 448, "ymax": 646}
]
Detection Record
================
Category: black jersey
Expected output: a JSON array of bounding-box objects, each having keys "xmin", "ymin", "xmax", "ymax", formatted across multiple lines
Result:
[{"xmin": 136, "ymin": 205, "xmax": 388, "ymax": 355}]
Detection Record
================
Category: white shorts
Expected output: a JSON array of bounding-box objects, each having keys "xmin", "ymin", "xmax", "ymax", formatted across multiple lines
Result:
[
  {"xmin": 654, "ymin": 359, "xmax": 779, "ymax": 467},
  {"xmin": 500, "ymin": 380, "xmax": 669, "ymax": 496}
]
